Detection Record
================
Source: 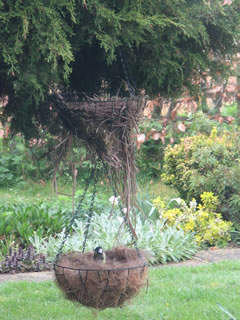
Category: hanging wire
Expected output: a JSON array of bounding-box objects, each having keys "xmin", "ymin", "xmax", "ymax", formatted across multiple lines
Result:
[
  {"xmin": 118, "ymin": 49, "xmax": 136, "ymax": 97},
  {"xmin": 82, "ymin": 161, "xmax": 101, "ymax": 252},
  {"xmin": 54, "ymin": 161, "xmax": 144, "ymax": 262},
  {"xmin": 110, "ymin": 179, "xmax": 142, "ymax": 259},
  {"xmin": 54, "ymin": 161, "xmax": 98, "ymax": 264},
  {"xmin": 52, "ymin": 48, "xmax": 142, "ymax": 261},
  {"xmin": 103, "ymin": 163, "xmax": 143, "ymax": 260}
]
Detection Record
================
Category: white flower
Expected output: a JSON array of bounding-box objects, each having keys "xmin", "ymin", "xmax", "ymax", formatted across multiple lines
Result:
[
  {"xmin": 109, "ymin": 196, "xmax": 120, "ymax": 206},
  {"xmin": 189, "ymin": 199, "xmax": 197, "ymax": 210}
]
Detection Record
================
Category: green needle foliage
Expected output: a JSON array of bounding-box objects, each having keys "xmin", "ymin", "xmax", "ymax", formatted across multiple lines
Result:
[{"xmin": 0, "ymin": 0, "xmax": 240, "ymax": 138}]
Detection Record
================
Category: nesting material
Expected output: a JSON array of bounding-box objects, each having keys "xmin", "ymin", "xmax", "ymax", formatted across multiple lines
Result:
[
  {"xmin": 54, "ymin": 246, "xmax": 148, "ymax": 309},
  {"xmin": 53, "ymin": 94, "xmax": 145, "ymax": 168},
  {"xmin": 52, "ymin": 92, "xmax": 146, "ymax": 202}
]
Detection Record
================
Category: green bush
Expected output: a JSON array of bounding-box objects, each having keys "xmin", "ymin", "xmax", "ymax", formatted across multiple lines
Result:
[
  {"xmin": 187, "ymin": 112, "xmax": 233, "ymax": 136},
  {"xmin": 136, "ymin": 112, "xmax": 233, "ymax": 180},
  {"xmin": 136, "ymin": 139, "xmax": 164, "ymax": 179},
  {"xmin": 153, "ymin": 192, "xmax": 232, "ymax": 247},
  {"xmin": 162, "ymin": 128, "xmax": 240, "ymax": 222},
  {"xmin": 136, "ymin": 119, "xmax": 166, "ymax": 179},
  {"xmin": 221, "ymin": 103, "xmax": 238, "ymax": 118},
  {"xmin": 0, "ymin": 136, "xmax": 50, "ymax": 186}
]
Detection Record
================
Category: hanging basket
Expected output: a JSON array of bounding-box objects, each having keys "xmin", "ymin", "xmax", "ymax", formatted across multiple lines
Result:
[
  {"xmin": 52, "ymin": 92, "xmax": 147, "ymax": 200},
  {"xmin": 53, "ymin": 93, "xmax": 146, "ymax": 168},
  {"xmin": 54, "ymin": 246, "xmax": 148, "ymax": 310}
]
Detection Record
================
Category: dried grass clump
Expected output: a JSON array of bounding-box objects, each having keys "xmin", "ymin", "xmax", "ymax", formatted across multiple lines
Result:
[{"xmin": 54, "ymin": 246, "xmax": 148, "ymax": 309}]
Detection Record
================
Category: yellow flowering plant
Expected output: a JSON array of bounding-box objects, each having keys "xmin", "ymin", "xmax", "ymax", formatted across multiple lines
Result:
[{"xmin": 153, "ymin": 192, "xmax": 232, "ymax": 247}]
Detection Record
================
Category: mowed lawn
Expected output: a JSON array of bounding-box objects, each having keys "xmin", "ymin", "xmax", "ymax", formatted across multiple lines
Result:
[{"xmin": 0, "ymin": 261, "xmax": 239, "ymax": 320}]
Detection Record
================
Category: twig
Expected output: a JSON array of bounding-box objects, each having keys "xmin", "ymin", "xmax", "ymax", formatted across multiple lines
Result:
[{"xmin": 72, "ymin": 165, "xmax": 78, "ymax": 216}]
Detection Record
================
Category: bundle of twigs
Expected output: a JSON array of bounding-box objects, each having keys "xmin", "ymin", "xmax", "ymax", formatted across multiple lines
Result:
[{"xmin": 52, "ymin": 91, "xmax": 146, "ymax": 205}]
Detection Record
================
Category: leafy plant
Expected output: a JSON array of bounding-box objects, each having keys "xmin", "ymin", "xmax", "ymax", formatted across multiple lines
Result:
[
  {"xmin": 0, "ymin": 245, "xmax": 50, "ymax": 273},
  {"xmin": 135, "ymin": 189, "xmax": 159, "ymax": 222},
  {"xmin": 0, "ymin": 202, "xmax": 71, "ymax": 245},
  {"xmin": 136, "ymin": 219, "xmax": 197, "ymax": 264},
  {"xmin": 221, "ymin": 103, "xmax": 238, "ymax": 118},
  {"xmin": 30, "ymin": 209, "xmax": 197, "ymax": 265},
  {"xmin": 230, "ymin": 223, "xmax": 240, "ymax": 246},
  {"xmin": 187, "ymin": 112, "xmax": 234, "ymax": 136},
  {"xmin": 153, "ymin": 192, "xmax": 232, "ymax": 247},
  {"xmin": 136, "ymin": 119, "xmax": 166, "ymax": 179},
  {"xmin": 0, "ymin": 136, "xmax": 51, "ymax": 186}
]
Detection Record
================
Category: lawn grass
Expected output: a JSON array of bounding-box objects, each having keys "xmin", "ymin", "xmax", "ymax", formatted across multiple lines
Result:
[
  {"xmin": 0, "ymin": 181, "xmax": 59, "ymax": 205},
  {"xmin": 0, "ymin": 180, "xmax": 112, "ymax": 205},
  {"xmin": 0, "ymin": 261, "xmax": 239, "ymax": 320},
  {"xmin": 0, "ymin": 178, "xmax": 177, "ymax": 206},
  {"xmin": 137, "ymin": 179, "xmax": 179, "ymax": 200}
]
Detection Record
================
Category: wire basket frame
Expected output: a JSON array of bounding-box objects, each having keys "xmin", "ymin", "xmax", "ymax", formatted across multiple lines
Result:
[
  {"xmin": 51, "ymin": 92, "xmax": 149, "ymax": 309},
  {"xmin": 54, "ymin": 248, "xmax": 148, "ymax": 310}
]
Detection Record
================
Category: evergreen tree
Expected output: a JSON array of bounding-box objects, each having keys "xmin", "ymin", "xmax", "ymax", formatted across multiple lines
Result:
[{"xmin": 0, "ymin": 0, "xmax": 239, "ymax": 138}]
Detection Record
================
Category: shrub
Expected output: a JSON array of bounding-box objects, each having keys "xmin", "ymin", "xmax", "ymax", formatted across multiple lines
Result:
[
  {"xmin": 0, "ymin": 136, "xmax": 32, "ymax": 186},
  {"xmin": 0, "ymin": 134, "xmax": 95, "ymax": 186},
  {"xmin": 0, "ymin": 136, "xmax": 52, "ymax": 186},
  {"xmin": 136, "ymin": 111, "xmax": 237, "ymax": 180},
  {"xmin": 136, "ymin": 139, "xmax": 164, "ymax": 179},
  {"xmin": 136, "ymin": 119, "xmax": 166, "ymax": 179},
  {"xmin": 161, "ymin": 128, "xmax": 240, "ymax": 222},
  {"xmin": 153, "ymin": 192, "xmax": 232, "ymax": 247},
  {"xmin": 187, "ymin": 111, "xmax": 236, "ymax": 137},
  {"xmin": 230, "ymin": 223, "xmax": 240, "ymax": 246}
]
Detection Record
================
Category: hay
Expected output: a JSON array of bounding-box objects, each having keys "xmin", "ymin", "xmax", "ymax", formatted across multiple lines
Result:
[{"xmin": 54, "ymin": 247, "xmax": 148, "ymax": 309}]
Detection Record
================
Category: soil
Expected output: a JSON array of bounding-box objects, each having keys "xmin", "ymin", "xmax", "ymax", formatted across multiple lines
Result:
[{"xmin": 0, "ymin": 248, "xmax": 240, "ymax": 283}]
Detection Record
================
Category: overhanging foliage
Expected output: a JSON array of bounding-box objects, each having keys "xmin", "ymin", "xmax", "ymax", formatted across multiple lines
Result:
[{"xmin": 0, "ymin": 0, "xmax": 240, "ymax": 137}]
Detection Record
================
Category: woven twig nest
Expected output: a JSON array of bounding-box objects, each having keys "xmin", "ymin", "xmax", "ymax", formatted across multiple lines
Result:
[
  {"xmin": 52, "ymin": 92, "xmax": 147, "ymax": 204},
  {"xmin": 53, "ymin": 93, "xmax": 146, "ymax": 168},
  {"xmin": 54, "ymin": 246, "xmax": 148, "ymax": 309}
]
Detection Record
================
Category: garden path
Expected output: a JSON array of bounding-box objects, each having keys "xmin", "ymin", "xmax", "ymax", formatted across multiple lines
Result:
[{"xmin": 0, "ymin": 248, "xmax": 240, "ymax": 283}]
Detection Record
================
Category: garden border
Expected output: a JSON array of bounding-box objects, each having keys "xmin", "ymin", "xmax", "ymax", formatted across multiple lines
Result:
[{"xmin": 0, "ymin": 248, "xmax": 240, "ymax": 283}]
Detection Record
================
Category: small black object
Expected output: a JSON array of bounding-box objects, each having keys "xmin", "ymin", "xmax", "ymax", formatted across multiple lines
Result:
[{"xmin": 93, "ymin": 247, "xmax": 105, "ymax": 262}]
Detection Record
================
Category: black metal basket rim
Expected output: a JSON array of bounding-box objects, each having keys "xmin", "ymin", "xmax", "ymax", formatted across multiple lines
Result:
[{"xmin": 54, "ymin": 262, "xmax": 147, "ymax": 272}]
